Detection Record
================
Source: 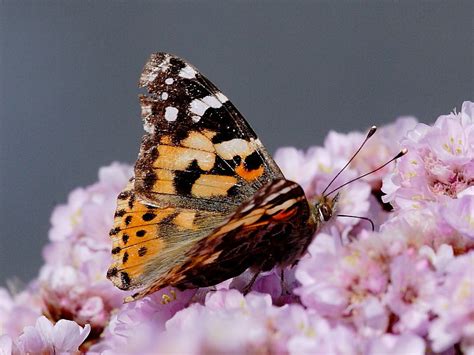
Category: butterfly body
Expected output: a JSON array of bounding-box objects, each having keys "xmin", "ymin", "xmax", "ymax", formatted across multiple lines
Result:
[{"xmin": 107, "ymin": 53, "xmax": 330, "ymax": 302}]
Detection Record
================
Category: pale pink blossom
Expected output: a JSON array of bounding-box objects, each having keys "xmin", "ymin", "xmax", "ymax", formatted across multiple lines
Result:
[
  {"xmin": 0, "ymin": 286, "xmax": 42, "ymax": 339},
  {"xmin": 0, "ymin": 335, "xmax": 13, "ymax": 355},
  {"xmin": 367, "ymin": 333, "xmax": 425, "ymax": 355},
  {"xmin": 429, "ymin": 252, "xmax": 474, "ymax": 353},
  {"xmin": 39, "ymin": 162, "xmax": 132, "ymax": 340},
  {"xmin": 15, "ymin": 316, "xmax": 90, "ymax": 354},
  {"xmin": 385, "ymin": 253, "xmax": 436, "ymax": 335},
  {"xmin": 380, "ymin": 206, "xmax": 474, "ymax": 255},
  {"xmin": 383, "ymin": 101, "xmax": 474, "ymax": 209},
  {"xmin": 440, "ymin": 192, "xmax": 474, "ymax": 239},
  {"xmin": 278, "ymin": 306, "xmax": 362, "ymax": 355},
  {"xmin": 324, "ymin": 116, "xmax": 418, "ymax": 187},
  {"xmin": 295, "ymin": 231, "xmax": 390, "ymax": 334},
  {"xmin": 4, "ymin": 103, "xmax": 474, "ymax": 353},
  {"xmin": 91, "ymin": 287, "xmax": 196, "ymax": 353},
  {"xmin": 274, "ymin": 147, "xmax": 318, "ymax": 191}
]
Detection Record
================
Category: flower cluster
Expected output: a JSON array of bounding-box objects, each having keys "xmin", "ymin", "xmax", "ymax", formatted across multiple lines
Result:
[{"xmin": 1, "ymin": 102, "xmax": 473, "ymax": 354}]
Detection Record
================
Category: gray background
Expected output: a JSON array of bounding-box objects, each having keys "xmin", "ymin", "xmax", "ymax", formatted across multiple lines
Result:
[{"xmin": 1, "ymin": 1, "xmax": 473, "ymax": 285}]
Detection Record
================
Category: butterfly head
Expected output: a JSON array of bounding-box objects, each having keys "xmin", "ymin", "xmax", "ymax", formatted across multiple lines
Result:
[
  {"xmin": 312, "ymin": 193, "xmax": 339, "ymax": 223},
  {"xmin": 310, "ymin": 126, "xmax": 407, "ymax": 229}
]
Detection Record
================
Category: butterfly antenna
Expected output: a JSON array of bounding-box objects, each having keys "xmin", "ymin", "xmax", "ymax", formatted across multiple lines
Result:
[
  {"xmin": 325, "ymin": 148, "xmax": 408, "ymax": 197},
  {"xmin": 337, "ymin": 214, "xmax": 375, "ymax": 231},
  {"xmin": 321, "ymin": 126, "xmax": 377, "ymax": 196}
]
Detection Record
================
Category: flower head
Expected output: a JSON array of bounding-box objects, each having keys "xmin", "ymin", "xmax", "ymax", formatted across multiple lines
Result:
[
  {"xmin": 383, "ymin": 101, "xmax": 474, "ymax": 209},
  {"xmin": 429, "ymin": 251, "xmax": 474, "ymax": 353},
  {"xmin": 39, "ymin": 163, "xmax": 132, "ymax": 340}
]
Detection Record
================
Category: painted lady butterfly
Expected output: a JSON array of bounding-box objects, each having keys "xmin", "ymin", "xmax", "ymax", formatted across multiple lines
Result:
[{"xmin": 107, "ymin": 53, "xmax": 404, "ymax": 302}]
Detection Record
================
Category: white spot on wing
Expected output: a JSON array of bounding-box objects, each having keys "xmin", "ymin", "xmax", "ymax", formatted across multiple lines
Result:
[
  {"xmin": 189, "ymin": 95, "xmax": 222, "ymax": 120},
  {"xmin": 161, "ymin": 92, "xmax": 169, "ymax": 100},
  {"xmin": 165, "ymin": 78, "xmax": 174, "ymax": 85},
  {"xmin": 216, "ymin": 92, "xmax": 228, "ymax": 103},
  {"xmin": 144, "ymin": 121, "xmax": 155, "ymax": 134},
  {"xmin": 202, "ymin": 95, "xmax": 222, "ymax": 108},
  {"xmin": 189, "ymin": 99, "xmax": 208, "ymax": 116},
  {"xmin": 192, "ymin": 115, "xmax": 201, "ymax": 122},
  {"xmin": 164, "ymin": 106, "xmax": 178, "ymax": 121},
  {"xmin": 215, "ymin": 138, "xmax": 253, "ymax": 160},
  {"xmin": 179, "ymin": 65, "xmax": 197, "ymax": 79}
]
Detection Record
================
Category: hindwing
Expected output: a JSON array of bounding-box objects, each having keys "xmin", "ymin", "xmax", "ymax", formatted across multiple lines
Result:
[{"xmin": 124, "ymin": 179, "xmax": 318, "ymax": 302}]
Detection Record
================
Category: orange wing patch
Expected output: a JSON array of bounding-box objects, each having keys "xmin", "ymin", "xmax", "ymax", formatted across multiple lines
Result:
[
  {"xmin": 108, "ymin": 180, "xmax": 175, "ymax": 290},
  {"xmin": 191, "ymin": 175, "xmax": 238, "ymax": 198},
  {"xmin": 235, "ymin": 162, "xmax": 265, "ymax": 181},
  {"xmin": 135, "ymin": 129, "xmax": 279, "ymax": 208},
  {"xmin": 107, "ymin": 179, "xmax": 231, "ymax": 294},
  {"xmin": 153, "ymin": 144, "xmax": 216, "ymax": 171}
]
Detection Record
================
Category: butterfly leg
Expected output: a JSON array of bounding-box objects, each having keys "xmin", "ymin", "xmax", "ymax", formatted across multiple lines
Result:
[
  {"xmin": 280, "ymin": 268, "xmax": 291, "ymax": 295},
  {"xmin": 242, "ymin": 272, "xmax": 260, "ymax": 295}
]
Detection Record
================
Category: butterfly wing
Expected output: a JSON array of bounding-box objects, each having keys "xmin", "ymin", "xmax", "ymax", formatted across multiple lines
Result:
[
  {"xmin": 135, "ymin": 52, "xmax": 283, "ymax": 212},
  {"xmin": 107, "ymin": 179, "xmax": 229, "ymax": 292},
  {"xmin": 108, "ymin": 53, "xmax": 286, "ymax": 299},
  {"xmin": 124, "ymin": 179, "xmax": 318, "ymax": 302}
]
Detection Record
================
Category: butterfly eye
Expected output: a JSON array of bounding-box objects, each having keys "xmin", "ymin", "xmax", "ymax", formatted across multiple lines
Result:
[{"xmin": 320, "ymin": 204, "xmax": 333, "ymax": 222}]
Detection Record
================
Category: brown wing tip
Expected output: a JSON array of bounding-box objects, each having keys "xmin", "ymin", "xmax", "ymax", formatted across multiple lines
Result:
[
  {"xmin": 139, "ymin": 52, "xmax": 189, "ymax": 88},
  {"xmin": 140, "ymin": 52, "xmax": 169, "ymax": 88}
]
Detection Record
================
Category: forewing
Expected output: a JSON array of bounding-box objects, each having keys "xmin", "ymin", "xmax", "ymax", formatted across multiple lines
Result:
[
  {"xmin": 125, "ymin": 179, "xmax": 318, "ymax": 302},
  {"xmin": 134, "ymin": 53, "xmax": 283, "ymax": 212}
]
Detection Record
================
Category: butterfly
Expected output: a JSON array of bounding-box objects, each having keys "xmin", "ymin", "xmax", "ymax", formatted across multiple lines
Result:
[{"xmin": 106, "ymin": 53, "xmax": 402, "ymax": 303}]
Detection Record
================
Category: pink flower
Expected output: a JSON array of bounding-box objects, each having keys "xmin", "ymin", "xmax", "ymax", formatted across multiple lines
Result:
[
  {"xmin": 14, "ymin": 316, "xmax": 90, "ymax": 354},
  {"xmin": 385, "ymin": 253, "xmax": 436, "ymax": 335},
  {"xmin": 275, "ymin": 118, "xmax": 418, "ymax": 237},
  {"xmin": 48, "ymin": 162, "xmax": 132, "ymax": 246},
  {"xmin": 0, "ymin": 286, "xmax": 42, "ymax": 339},
  {"xmin": 429, "ymin": 251, "xmax": 474, "ymax": 353},
  {"xmin": 380, "ymin": 207, "xmax": 474, "ymax": 255},
  {"xmin": 4, "ymin": 102, "xmax": 474, "ymax": 353},
  {"xmin": 120, "ymin": 290, "xmax": 364, "ymax": 355},
  {"xmin": 418, "ymin": 244, "xmax": 455, "ymax": 273},
  {"xmin": 162, "ymin": 291, "xmax": 272, "ymax": 354},
  {"xmin": 91, "ymin": 287, "xmax": 196, "ymax": 353},
  {"xmin": 440, "ymin": 191, "xmax": 474, "ymax": 239},
  {"xmin": 274, "ymin": 147, "xmax": 318, "ymax": 191},
  {"xmin": 39, "ymin": 162, "xmax": 132, "ymax": 340},
  {"xmin": 0, "ymin": 335, "xmax": 13, "ymax": 355},
  {"xmin": 383, "ymin": 101, "xmax": 474, "ymax": 209},
  {"xmin": 367, "ymin": 333, "xmax": 425, "ymax": 355},
  {"xmin": 324, "ymin": 117, "xmax": 418, "ymax": 187},
  {"xmin": 295, "ymin": 232, "xmax": 349, "ymax": 317},
  {"xmin": 295, "ymin": 232, "xmax": 390, "ymax": 334},
  {"xmin": 276, "ymin": 305, "xmax": 362, "ymax": 355}
]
